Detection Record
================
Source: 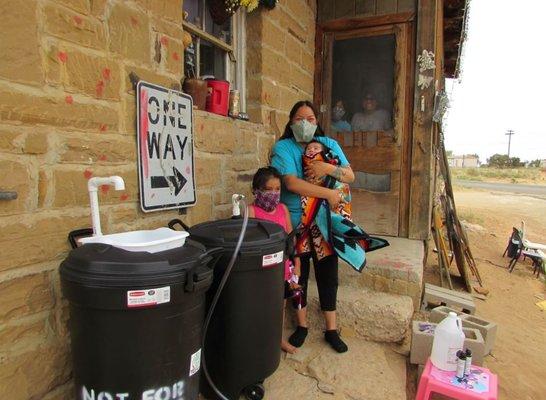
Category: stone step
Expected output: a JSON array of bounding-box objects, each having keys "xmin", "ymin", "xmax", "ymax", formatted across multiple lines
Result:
[
  {"xmin": 264, "ymin": 336, "xmax": 407, "ymax": 400},
  {"xmin": 336, "ymin": 236, "xmax": 425, "ymax": 308},
  {"xmin": 288, "ymin": 283, "xmax": 414, "ymax": 343}
]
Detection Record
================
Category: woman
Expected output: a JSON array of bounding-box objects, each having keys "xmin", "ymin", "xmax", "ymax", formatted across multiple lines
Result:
[
  {"xmin": 271, "ymin": 100, "xmax": 355, "ymax": 353},
  {"xmin": 331, "ymin": 100, "xmax": 352, "ymax": 134}
]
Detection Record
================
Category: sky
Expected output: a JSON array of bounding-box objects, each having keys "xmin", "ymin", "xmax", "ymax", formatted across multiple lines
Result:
[{"xmin": 443, "ymin": 0, "xmax": 546, "ymax": 163}]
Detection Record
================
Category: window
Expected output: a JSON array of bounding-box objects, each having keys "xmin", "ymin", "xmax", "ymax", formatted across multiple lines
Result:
[
  {"xmin": 183, "ymin": 0, "xmax": 247, "ymax": 111},
  {"xmin": 332, "ymin": 34, "xmax": 395, "ymax": 135}
]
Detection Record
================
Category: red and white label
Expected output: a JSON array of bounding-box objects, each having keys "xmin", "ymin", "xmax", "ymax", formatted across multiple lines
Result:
[
  {"xmin": 262, "ymin": 251, "xmax": 283, "ymax": 267},
  {"xmin": 127, "ymin": 286, "xmax": 171, "ymax": 308}
]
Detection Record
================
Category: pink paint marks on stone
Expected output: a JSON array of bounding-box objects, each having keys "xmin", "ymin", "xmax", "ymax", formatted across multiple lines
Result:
[
  {"xmin": 84, "ymin": 169, "xmax": 93, "ymax": 179},
  {"xmin": 102, "ymin": 67, "xmax": 111, "ymax": 80},
  {"xmin": 96, "ymin": 80, "xmax": 105, "ymax": 97},
  {"xmin": 73, "ymin": 15, "xmax": 83, "ymax": 25},
  {"xmin": 99, "ymin": 124, "xmax": 107, "ymax": 132},
  {"xmin": 160, "ymin": 36, "xmax": 169, "ymax": 46},
  {"xmin": 65, "ymin": 95, "xmax": 74, "ymax": 104},
  {"xmin": 130, "ymin": 16, "xmax": 139, "ymax": 26},
  {"xmin": 186, "ymin": 166, "xmax": 191, "ymax": 174},
  {"xmin": 386, "ymin": 261, "xmax": 411, "ymax": 270},
  {"xmin": 98, "ymin": 154, "xmax": 107, "ymax": 161},
  {"xmin": 120, "ymin": 193, "xmax": 129, "ymax": 201},
  {"xmin": 100, "ymin": 185, "xmax": 110, "ymax": 194},
  {"xmin": 57, "ymin": 51, "xmax": 68, "ymax": 63},
  {"xmin": 172, "ymin": 52, "xmax": 180, "ymax": 61}
]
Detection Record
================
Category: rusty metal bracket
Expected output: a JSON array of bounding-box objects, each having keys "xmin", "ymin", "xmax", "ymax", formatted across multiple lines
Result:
[
  {"xmin": 0, "ymin": 191, "xmax": 17, "ymax": 200},
  {"xmin": 128, "ymin": 72, "xmax": 141, "ymax": 90}
]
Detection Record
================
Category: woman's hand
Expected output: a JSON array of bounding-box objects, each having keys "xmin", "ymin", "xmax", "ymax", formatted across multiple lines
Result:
[
  {"xmin": 304, "ymin": 160, "xmax": 332, "ymax": 180},
  {"xmin": 326, "ymin": 189, "xmax": 344, "ymax": 210}
]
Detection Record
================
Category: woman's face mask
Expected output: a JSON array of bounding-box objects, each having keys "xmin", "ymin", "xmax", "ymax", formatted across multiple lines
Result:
[
  {"xmin": 332, "ymin": 106, "xmax": 346, "ymax": 121},
  {"xmin": 291, "ymin": 119, "xmax": 318, "ymax": 143}
]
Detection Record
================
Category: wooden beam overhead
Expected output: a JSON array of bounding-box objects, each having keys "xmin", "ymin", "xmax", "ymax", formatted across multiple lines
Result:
[
  {"xmin": 443, "ymin": 0, "xmax": 468, "ymax": 77},
  {"xmin": 318, "ymin": 11, "xmax": 415, "ymax": 31}
]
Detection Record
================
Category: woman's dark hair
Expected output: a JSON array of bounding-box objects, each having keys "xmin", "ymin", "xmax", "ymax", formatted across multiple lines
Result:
[
  {"xmin": 252, "ymin": 166, "xmax": 282, "ymax": 191},
  {"xmin": 280, "ymin": 100, "xmax": 325, "ymax": 140}
]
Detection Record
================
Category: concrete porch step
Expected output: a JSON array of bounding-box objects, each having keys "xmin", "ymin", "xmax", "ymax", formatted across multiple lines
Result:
[
  {"xmin": 289, "ymin": 283, "xmax": 414, "ymax": 343},
  {"xmin": 337, "ymin": 236, "xmax": 425, "ymax": 308},
  {"xmin": 263, "ymin": 335, "xmax": 407, "ymax": 400}
]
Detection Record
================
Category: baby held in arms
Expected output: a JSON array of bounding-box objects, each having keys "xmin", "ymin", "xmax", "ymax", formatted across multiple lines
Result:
[{"xmin": 303, "ymin": 140, "xmax": 352, "ymax": 218}]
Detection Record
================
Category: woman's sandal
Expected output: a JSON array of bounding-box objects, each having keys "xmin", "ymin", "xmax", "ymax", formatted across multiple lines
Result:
[{"xmin": 324, "ymin": 329, "xmax": 348, "ymax": 353}]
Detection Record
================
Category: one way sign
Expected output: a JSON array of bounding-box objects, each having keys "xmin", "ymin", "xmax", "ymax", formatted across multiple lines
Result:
[{"xmin": 136, "ymin": 81, "xmax": 196, "ymax": 212}]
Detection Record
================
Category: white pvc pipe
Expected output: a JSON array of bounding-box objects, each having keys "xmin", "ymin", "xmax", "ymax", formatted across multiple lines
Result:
[{"xmin": 87, "ymin": 176, "xmax": 125, "ymax": 236}]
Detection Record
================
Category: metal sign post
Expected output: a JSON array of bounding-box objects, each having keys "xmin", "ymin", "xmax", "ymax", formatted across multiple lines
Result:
[{"xmin": 136, "ymin": 81, "xmax": 196, "ymax": 212}]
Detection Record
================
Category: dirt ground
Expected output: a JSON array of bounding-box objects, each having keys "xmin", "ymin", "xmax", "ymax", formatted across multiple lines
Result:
[{"xmin": 422, "ymin": 186, "xmax": 546, "ymax": 400}]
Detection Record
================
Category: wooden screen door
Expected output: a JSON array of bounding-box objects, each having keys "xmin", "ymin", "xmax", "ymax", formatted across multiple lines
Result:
[{"xmin": 317, "ymin": 21, "xmax": 413, "ymax": 237}]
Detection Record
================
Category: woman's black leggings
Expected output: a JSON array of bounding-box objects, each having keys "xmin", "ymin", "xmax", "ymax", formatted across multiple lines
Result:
[{"xmin": 296, "ymin": 254, "xmax": 338, "ymax": 311}]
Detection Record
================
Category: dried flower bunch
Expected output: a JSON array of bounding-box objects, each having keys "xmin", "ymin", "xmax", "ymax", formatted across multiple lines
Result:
[
  {"xmin": 209, "ymin": 0, "xmax": 276, "ymax": 25},
  {"xmin": 240, "ymin": 0, "xmax": 259, "ymax": 12},
  {"xmin": 223, "ymin": 0, "xmax": 271, "ymax": 13}
]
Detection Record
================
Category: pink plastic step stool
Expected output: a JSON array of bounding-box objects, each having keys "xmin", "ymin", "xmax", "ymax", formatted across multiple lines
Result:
[{"xmin": 416, "ymin": 359, "xmax": 498, "ymax": 400}]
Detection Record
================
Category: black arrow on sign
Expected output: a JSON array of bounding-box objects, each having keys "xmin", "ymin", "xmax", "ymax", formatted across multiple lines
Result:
[{"xmin": 150, "ymin": 167, "xmax": 187, "ymax": 196}]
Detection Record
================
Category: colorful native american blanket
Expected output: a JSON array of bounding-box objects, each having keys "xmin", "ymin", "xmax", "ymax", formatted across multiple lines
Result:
[{"xmin": 295, "ymin": 149, "xmax": 389, "ymax": 272}]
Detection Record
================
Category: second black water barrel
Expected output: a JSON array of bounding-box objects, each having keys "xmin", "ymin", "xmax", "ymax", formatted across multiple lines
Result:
[
  {"xmin": 189, "ymin": 218, "xmax": 287, "ymax": 400},
  {"xmin": 60, "ymin": 239, "xmax": 217, "ymax": 400}
]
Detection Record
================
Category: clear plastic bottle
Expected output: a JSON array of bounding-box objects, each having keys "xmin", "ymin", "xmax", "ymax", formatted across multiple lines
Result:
[{"xmin": 430, "ymin": 312, "xmax": 465, "ymax": 371}]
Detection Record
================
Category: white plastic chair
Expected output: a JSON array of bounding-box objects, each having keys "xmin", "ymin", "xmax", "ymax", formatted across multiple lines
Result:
[{"xmin": 520, "ymin": 220, "xmax": 546, "ymax": 251}]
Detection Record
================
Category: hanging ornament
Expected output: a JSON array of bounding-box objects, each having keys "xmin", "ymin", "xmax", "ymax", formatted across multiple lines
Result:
[{"xmin": 209, "ymin": 0, "xmax": 240, "ymax": 25}]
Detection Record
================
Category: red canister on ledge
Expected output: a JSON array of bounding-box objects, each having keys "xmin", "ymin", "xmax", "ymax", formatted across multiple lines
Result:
[{"xmin": 205, "ymin": 79, "xmax": 230, "ymax": 116}]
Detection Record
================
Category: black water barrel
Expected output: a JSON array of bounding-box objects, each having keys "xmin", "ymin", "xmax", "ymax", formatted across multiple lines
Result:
[
  {"xmin": 189, "ymin": 218, "xmax": 286, "ymax": 400},
  {"xmin": 60, "ymin": 239, "xmax": 216, "ymax": 400}
]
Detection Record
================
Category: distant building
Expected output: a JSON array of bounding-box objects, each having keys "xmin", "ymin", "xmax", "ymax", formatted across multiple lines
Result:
[{"xmin": 448, "ymin": 154, "xmax": 480, "ymax": 168}]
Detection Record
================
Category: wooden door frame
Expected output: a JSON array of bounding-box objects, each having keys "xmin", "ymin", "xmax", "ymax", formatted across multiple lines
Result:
[{"xmin": 314, "ymin": 12, "xmax": 416, "ymax": 237}]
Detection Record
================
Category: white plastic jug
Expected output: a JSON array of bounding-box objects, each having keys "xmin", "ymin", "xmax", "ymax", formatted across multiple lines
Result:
[{"xmin": 430, "ymin": 312, "xmax": 465, "ymax": 371}]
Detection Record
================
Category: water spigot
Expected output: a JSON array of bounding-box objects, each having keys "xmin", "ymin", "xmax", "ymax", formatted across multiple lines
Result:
[{"xmin": 232, "ymin": 194, "xmax": 245, "ymax": 217}]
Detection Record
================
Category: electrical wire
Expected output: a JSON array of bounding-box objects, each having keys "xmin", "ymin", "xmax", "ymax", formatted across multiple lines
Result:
[{"xmin": 201, "ymin": 198, "xmax": 249, "ymax": 400}]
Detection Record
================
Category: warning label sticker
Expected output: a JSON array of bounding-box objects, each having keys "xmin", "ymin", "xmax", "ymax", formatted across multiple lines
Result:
[
  {"xmin": 127, "ymin": 286, "xmax": 171, "ymax": 308},
  {"xmin": 189, "ymin": 349, "xmax": 201, "ymax": 377},
  {"xmin": 262, "ymin": 251, "xmax": 283, "ymax": 267}
]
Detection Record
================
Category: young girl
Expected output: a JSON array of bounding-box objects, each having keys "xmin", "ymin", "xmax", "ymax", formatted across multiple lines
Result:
[{"xmin": 247, "ymin": 166, "xmax": 301, "ymax": 354}]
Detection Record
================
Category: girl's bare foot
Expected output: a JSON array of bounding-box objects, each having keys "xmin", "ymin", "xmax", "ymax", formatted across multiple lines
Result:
[{"xmin": 281, "ymin": 340, "xmax": 297, "ymax": 354}]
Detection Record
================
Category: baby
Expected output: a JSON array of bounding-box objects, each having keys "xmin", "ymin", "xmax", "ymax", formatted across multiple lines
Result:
[{"xmin": 303, "ymin": 140, "xmax": 352, "ymax": 216}]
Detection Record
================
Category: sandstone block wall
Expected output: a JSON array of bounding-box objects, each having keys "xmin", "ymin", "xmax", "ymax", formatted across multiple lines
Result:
[
  {"xmin": 0, "ymin": 1, "xmax": 314, "ymax": 398},
  {"xmin": 246, "ymin": 0, "xmax": 317, "ymax": 136}
]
